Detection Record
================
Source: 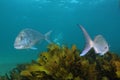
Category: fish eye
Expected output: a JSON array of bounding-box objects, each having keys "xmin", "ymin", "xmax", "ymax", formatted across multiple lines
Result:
[
  {"xmin": 104, "ymin": 46, "xmax": 108, "ymax": 49},
  {"xmin": 20, "ymin": 36, "xmax": 23, "ymax": 40}
]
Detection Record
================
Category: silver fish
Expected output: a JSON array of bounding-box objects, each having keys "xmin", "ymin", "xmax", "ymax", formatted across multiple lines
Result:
[
  {"xmin": 53, "ymin": 33, "xmax": 63, "ymax": 46},
  {"xmin": 14, "ymin": 28, "xmax": 52, "ymax": 50},
  {"xmin": 78, "ymin": 25, "xmax": 109, "ymax": 56}
]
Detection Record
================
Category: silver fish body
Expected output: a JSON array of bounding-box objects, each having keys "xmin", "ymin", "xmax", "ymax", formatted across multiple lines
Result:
[{"xmin": 14, "ymin": 28, "xmax": 51, "ymax": 49}]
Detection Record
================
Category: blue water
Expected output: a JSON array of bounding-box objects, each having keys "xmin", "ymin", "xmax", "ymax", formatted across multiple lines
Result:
[{"xmin": 0, "ymin": 0, "xmax": 120, "ymax": 75}]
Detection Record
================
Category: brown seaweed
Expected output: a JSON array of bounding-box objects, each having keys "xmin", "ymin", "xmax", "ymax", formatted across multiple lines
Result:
[{"xmin": 0, "ymin": 44, "xmax": 120, "ymax": 80}]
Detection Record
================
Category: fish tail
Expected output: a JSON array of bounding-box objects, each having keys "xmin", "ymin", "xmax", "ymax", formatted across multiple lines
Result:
[
  {"xmin": 45, "ymin": 30, "xmax": 52, "ymax": 43},
  {"xmin": 78, "ymin": 25, "xmax": 93, "ymax": 56}
]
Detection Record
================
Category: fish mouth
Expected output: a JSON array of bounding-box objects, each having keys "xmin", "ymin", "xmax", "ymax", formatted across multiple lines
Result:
[
  {"xmin": 14, "ymin": 43, "xmax": 23, "ymax": 49},
  {"xmin": 14, "ymin": 46, "xmax": 22, "ymax": 49}
]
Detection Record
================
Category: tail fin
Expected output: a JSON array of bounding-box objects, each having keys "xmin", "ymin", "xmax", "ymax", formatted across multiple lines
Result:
[
  {"xmin": 78, "ymin": 25, "xmax": 93, "ymax": 56},
  {"xmin": 45, "ymin": 30, "xmax": 52, "ymax": 43}
]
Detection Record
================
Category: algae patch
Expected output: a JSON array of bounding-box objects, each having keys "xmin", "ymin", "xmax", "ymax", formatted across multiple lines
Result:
[{"xmin": 0, "ymin": 44, "xmax": 120, "ymax": 80}]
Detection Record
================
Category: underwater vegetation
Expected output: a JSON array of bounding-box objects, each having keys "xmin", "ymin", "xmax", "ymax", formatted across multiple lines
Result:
[{"xmin": 0, "ymin": 44, "xmax": 120, "ymax": 80}]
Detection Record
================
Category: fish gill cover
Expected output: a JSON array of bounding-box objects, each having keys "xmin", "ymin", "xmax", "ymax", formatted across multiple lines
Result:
[{"xmin": 0, "ymin": 44, "xmax": 120, "ymax": 80}]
